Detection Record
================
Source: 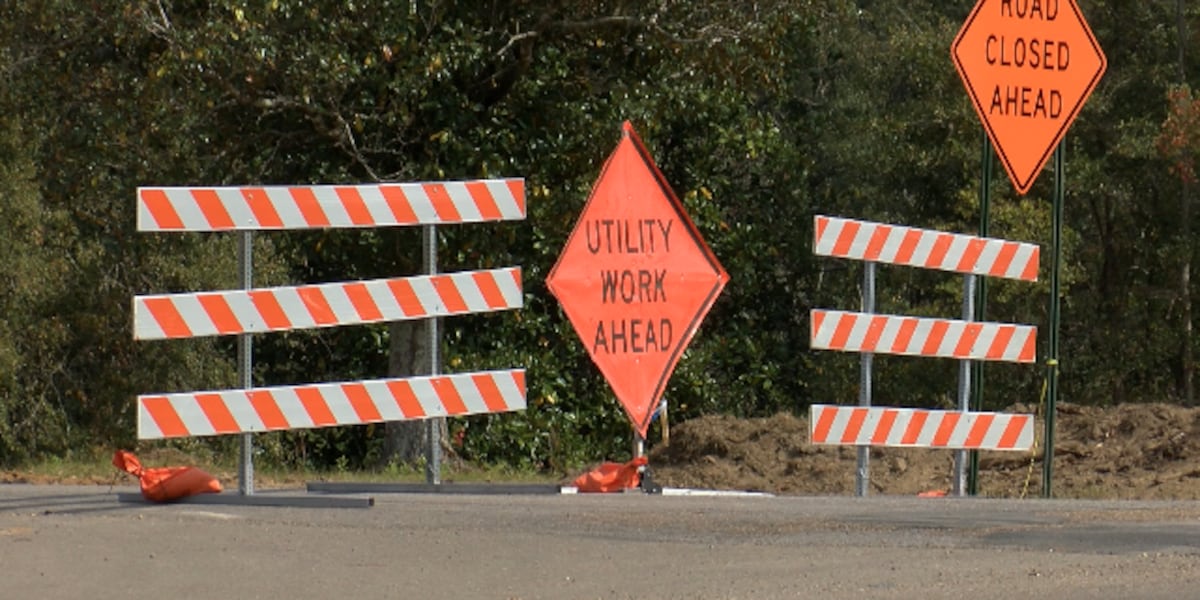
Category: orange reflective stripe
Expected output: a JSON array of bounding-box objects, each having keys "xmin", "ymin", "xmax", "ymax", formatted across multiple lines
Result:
[
  {"xmin": 811, "ymin": 406, "xmax": 837, "ymax": 443},
  {"xmin": 386, "ymin": 379, "xmax": 425, "ymax": 418},
  {"xmin": 473, "ymin": 271, "xmax": 508, "ymax": 310},
  {"xmin": 343, "ymin": 282, "xmax": 383, "ymax": 322},
  {"xmin": 964, "ymin": 413, "xmax": 995, "ymax": 448},
  {"xmin": 872, "ymin": 409, "xmax": 898, "ymax": 445},
  {"xmin": 433, "ymin": 377, "xmax": 468, "ymax": 414},
  {"xmin": 831, "ymin": 220, "xmax": 860, "ymax": 257},
  {"xmin": 289, "ymin": 187, "xmax": 330, "ymax": 227},
  {"xmin": 196, "ymin": 393, "xmax": 239, "ymax": 434},
  {"xmin": 192, "ymin": 189, "xmax": 235, "ymax": 229},
  {"xmin": 342, "ymin": 382, "xmax": 383, "ymax": 423},
  {"xmin": 142, "ymin": 396, "xmax": 188, "ymax": 438},
  {"xmin": 248, "ymin": 390, "xmax": 289, "ymax": 430},
  {"xmin": 426, "ymin": 183, "xmax": 462, "ymax": 222},
  {"xmin": 506, "ymin": 179, "xmax": 526, "ymax": 215},
  {"xmin": 841, "ymin": 407, "xmax": 868, "ymax": 444},
  {"xmin": 387, "ymin": 279, "xmax": 424, "ymax": 318},
  {"xmin": 998, "ymin": 415, "xmax": 1029, "ymax": 449},
  {"xmin": 931, "ymin": 413, "xmax": 961, "ymax": 447},
  {"xmin": 243, "ymin": 188, "xmax": 284, "ymax": 228},
  {"xmin": 197, "ymin": 294, "xmax": 241, "ymax": 335},
  {"xmin": 297, "ymin": 287, "xmax": 337, "ymax": 325},
  {"xmin": 140, "ymin": 189, "xmax": 184, "ymax": 229},
  {"xmin": 433, "ymin": 275, "xmax": 469, "ymax": 313},
  {"xmin": 335, "ymin": 186, "xmax": 373, "ymax": 225},
  {"xmin": 248, "ymin": 290, "xmax": 292, "ymax": 330},
  {"xmin": 954, "ymin": 322, "xmax": 983, "ymax": 357},
  {"xmin": 472, "ymin": 373, "xmax": 509, "ymax": 413},
  {"xmin": 297, "ymin": 387, "xmax": 336, "ymax": 426},
  {"xmin": 380, "ymin": 185, "xmax": 419, "ymax": 224},
  {"xmin": 901, "ymin": 411, "xmax": 929, "ymax": 445},
  {"xmin": 466, "ymin": 180, "xmax": 501, "ymax": 221},
  {"xmin": 143, "ymin": 297, "xmax": 192, "ymax": 338}
]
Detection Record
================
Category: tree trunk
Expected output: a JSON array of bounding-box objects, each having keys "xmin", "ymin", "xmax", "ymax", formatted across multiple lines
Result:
[
  {"xmin": 380, "ymin": 319, "xmax": 445, "ymax": 467},
  {"xmin": 1178, "ymin": 0, "xmax": 1194, "ymax": 405}
]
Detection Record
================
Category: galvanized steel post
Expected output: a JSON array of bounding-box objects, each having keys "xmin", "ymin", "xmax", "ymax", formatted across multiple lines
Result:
[
  {"xmin": 857, "ymin": 262, "xmax": 876, "ymax": 497},
  {"xmin": 237, "ymin": 231, "xmax": 254, "ymax": 495}
]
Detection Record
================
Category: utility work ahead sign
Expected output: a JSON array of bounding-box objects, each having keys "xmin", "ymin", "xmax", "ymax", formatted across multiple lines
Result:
[
  {"xmin": 952, "ymin": 0, "xmax": 1106, "ymax": 195},
  {"xmin": 547, "ymin": 122, "xmax": 728, "ymax": 437}
]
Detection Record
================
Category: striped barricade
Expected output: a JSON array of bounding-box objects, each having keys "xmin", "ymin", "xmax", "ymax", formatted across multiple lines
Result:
[
  {"xmin": 134, "ymin": 179, "xmax": 528, "ymax": 442},
  {"xmin": 814, "ymin": 215, "xmax": 1039, "ymax": 281},
  {"xmin": 139, "ymin": 370, "xmax": 526, "ymax": 440},
  {"xmin": 809, "ymin": 405, "xmax": 1033, "ymax": 451},
  {"xmin": 810, "ymin": 309, "xmax": 1036, "ymax": 363},
  {"xmin": 138, "ymin": 179, "xmax": 525, "ymax": 231},
  {"xmin": 810, "ymin": 214, "xmax": 1038, "ymax": 459},
  {"xmin": 133, "ymin": 268, "xmax": 522, "ymax": 340}
]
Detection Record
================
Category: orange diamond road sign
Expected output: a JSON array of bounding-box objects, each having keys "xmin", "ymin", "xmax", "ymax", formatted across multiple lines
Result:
[
  {"xmin": 547, "ymin": 122, "xmax": 728, "ymax": 437},
  {"xmin": 952, "ymin": 0, "xmax": 1106, "ymax": 195}
]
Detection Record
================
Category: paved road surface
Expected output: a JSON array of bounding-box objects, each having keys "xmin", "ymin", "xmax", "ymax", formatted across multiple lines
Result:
[{"xmin": 2, "ymin": 484, "xmax": 1198, "ymax": 599}]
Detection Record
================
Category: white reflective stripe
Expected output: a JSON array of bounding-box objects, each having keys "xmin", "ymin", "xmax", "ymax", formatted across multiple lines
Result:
[
  {"xmin": 319, "ymin": 283, "xmax": 361, "ymax": 324},
  {"xmin": 165, "ymin": 188, "xmax": 208, "ymax": 229},
  {"xmin": 444, "ymin": 181, "xmax": 484, "ymax": 222},
  {"xmin": 451, "ymin": 272, "xmax": 488, "ymax": 311},
  {"xmin": 322, "ymin": 385, "xmax": 360, "ymax": 425},
  {"xmin": 401, "ymin": 184, "xmax": 440, "ymax": 223},
  {"xmin": 407, "ymin": 277, "xmax": 442, "ymax": 315},
  {"xmin": 495, "ymin": 268, "xmax": 524, "ymax": 308},
  {"xmin": 977, "ymin": 240, "xmax": 1004, "ymax": 274},
  {"xmin": 170, "ymin": 395, "xmax": 216, "ymax": 437},
  {"xmin": 172, "ymin": 295, "xmax": 218, "ymax": 337},
  {"xmin": 272, "ymin": 389, "xmax": 314, "ymax": 429},
  {"xmin": 937, "ymin": 320, "xmax": 967, "ymax": 357},
  {"xmin": 221, "ymin": 188, "xmax": 256, "ymax": 228},
  {"xmin": 363, "ymin": 380, "xmax": 406, "ymax": 421},
  {"xmin": 271, "ymin": 288, "xmax": 315, "ymax": 329},
  {"xmin": 451, "ymin": 374, "xmax": 489, "ymax": 413},
  {"xmin": 133, "ymin": 298, "xmax": 166, "ymax": 339},
  {"xmin": 356, "ymin": 185, "xmax": 394, "ymax": 225},
  {"xmin": 884, "ymin": 410, "xmax": 910, "ymax": 446},
  {"xmin": 225, "ymin": 291, "xmax": 261, "ymax": 332},
  {"xmin": 485, "ymin": 179, "xmax": 524, "ymax": 219},
  {"xmin": 1008, "ymin": 244, "xmax": 1038, "ymax": 279},
  {"xmin": 223, "ymin": 391, "xmax": 266, "ymax": 433},
  {"xmin": 942, "ymin": 236, "xmax": 972, "ymax": 271},
  {"xmin": 137, "ymin": 401, "xmax": 163, "ymax": 439},
  {"xmin": 493, "ymin": 370, "xmax": 526, "ymax": 408},
  {"xmin": 408, "ymin": 378, "xmax": 444, "ymax": 417},
  {"xmin": 314, "ymin": 187, "xmax": 350, "ymax": 226}
]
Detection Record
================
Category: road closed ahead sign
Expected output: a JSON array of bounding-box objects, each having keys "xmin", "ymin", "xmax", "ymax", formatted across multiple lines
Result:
[
  {"xmin": 952, "ymin": 0, "xmax": 1106, "ymax": 195},
  {"xmin": 547, "ymin": 122, "xmax": 728, "ymax": 437}
]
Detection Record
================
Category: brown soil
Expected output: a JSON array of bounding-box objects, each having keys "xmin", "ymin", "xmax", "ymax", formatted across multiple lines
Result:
[{"xmin": 648, "ymin": 402, "xmax": 1200, "ymax": 499}]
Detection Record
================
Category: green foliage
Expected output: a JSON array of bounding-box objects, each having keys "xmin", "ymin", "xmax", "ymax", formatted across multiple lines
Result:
[{"xmin": 2, "ymin": 0, "xmax": 1200, "ymax": 469}]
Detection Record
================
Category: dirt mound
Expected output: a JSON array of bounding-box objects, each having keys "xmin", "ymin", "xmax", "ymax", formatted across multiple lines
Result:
[{"xmin": 647, "ymin": 403, "xmax": 1200, "ymax": 499}]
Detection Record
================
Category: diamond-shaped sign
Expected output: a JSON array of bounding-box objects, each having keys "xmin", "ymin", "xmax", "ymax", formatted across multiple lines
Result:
[
  {"xmin": 547, "ymin": 122, "xmax": 728, "ymax": 437},
  {"xmin": 952, "ymin": 0, "xmax": 1106, "ymax": 195}
]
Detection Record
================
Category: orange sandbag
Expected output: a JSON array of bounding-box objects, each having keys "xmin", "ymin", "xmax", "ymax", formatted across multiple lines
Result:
[
  {"xmin": 112, "ymin": 450, "xmax": 222, "ymax": 502},
  {"xmin": 573, "ymin": 456, "xmax": 648, "ymax": 493}
]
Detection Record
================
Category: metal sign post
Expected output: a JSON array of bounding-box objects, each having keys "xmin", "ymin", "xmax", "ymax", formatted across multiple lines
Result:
[
  {"xmin": 857, "ymin": 262, "xmax": 876, "ymax": 497},
  {"xmin": 953, "ymin": 274, "xmax": 976, "ymax": 497},
  {"xmin": 424, "ymin": 223, "xmax": 442, "ymax": 485},
  {"xmin": 237, "ymin": 231, "xmax": 254, "ymax": 495}
]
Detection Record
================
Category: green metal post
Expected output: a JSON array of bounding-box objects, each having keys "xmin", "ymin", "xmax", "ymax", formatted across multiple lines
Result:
[
  {"xmin": 1042, "ymin": 142, "xmax": 1065, "ymax": 498},
  {"xmin": 969, "ymin": 130, "xmax": 993, "ymax": 496}
]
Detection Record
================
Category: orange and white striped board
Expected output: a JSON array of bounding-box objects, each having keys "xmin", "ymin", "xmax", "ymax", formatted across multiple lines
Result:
[
  {"xmin": 809, "ymin": 405, "xmax": 1034, "ymax": 451},
  {"xmin": 814, "ymin": 215, "xmax": 1040, "ymax": 281},
  {"xmin": 133, "ymin": 267, "xmax": 522, "ymax": 340},
  {"xmin": 811, "ymin": 309, "xmax": 1036, "ymax": 363},
  {"xmin": 137, "ymin": 178, "xmax": 525, "ymax": 231},
  {"xmin": 137, "ymin": 369, "xmax": 526, "ymax": 440}
]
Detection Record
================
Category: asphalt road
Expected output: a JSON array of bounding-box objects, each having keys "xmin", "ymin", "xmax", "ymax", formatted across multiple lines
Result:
[{"xmin": 2, "ymin": 484, "xmax": 1199, "ymax": 599}]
